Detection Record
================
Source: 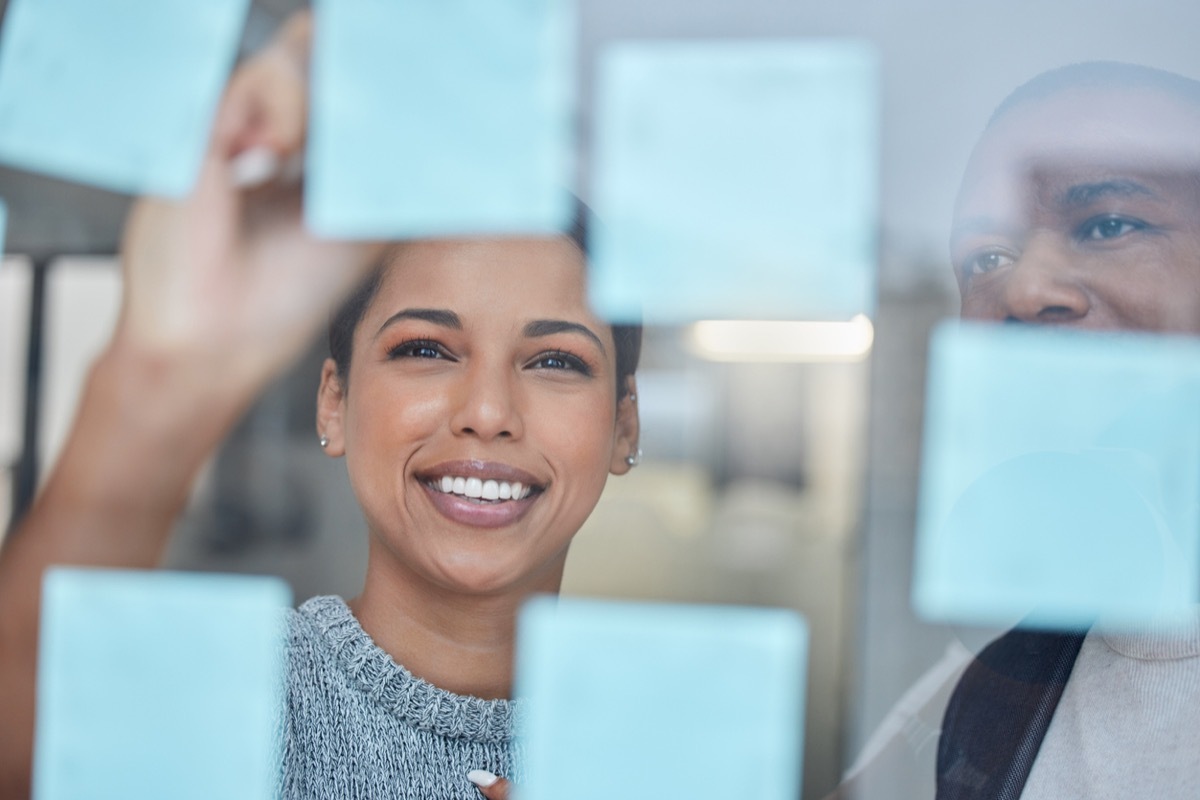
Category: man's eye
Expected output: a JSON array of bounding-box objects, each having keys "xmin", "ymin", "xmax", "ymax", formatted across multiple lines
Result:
[
  {"xmin": 962, "ymin": 251, "xmax": 1015, "ymax": 276},
  {"xmin": 388, "ymin": 339, "xmax": 446, "ymax": 359},
  {"xmin": 1080, "ymin": 216, "xmax": 1143, "ymax": 241}
]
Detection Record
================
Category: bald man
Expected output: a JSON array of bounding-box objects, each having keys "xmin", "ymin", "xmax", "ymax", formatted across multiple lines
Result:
[{"xmin": 936, "ymin": 62, "xmax": 1200, "ymax": 800}]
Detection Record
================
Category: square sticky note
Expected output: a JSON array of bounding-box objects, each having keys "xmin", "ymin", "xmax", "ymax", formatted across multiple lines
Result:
[
  {"xmin": 34, "ymin": 568, "xmax": 291, "ymax": 800},
  {"xmin": 589, "ymin": 41, "xmax": 878, "ymax": 324},
  {"xmin": 914, "ymin": 322, "xmax": 1200, "ymax": 629},
  {"xmin": 0, "ymin": 0, "xmax": 248, "ymax": 196},
  {"xmin": 306, "ymin": 0, "xmax": 576, "ymax": 237},
  {"xmin": 516, "ymin": 597, "xmax": 807, "ymax": 800}
]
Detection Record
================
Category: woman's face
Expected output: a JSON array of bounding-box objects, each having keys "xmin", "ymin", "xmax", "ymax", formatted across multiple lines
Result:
[{"xmin": 317, "ymin": 237, "xmax": 639, "ymax": 597}]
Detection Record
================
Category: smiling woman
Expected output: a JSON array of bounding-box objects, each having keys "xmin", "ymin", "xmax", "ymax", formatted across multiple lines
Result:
[
  {"xmin": 0, "ymin": 11, "xmax": 641, "ymax": 800},
  {"xmin": 320, "ymin": 239, "xmax": 640, "ymax": 610},
  {"xmin": 281, "ymin": 237, "xmax": 641, "ymax": 798}
]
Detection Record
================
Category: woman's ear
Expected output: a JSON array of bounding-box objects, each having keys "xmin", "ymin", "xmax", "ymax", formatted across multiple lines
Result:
[
  {"xmin": 316, "ymin": 358, "xmax": 348, "ymax": 457},
  {"xmin": 610, "ymin": 375, "xmax": 641, "ymax": 475}
]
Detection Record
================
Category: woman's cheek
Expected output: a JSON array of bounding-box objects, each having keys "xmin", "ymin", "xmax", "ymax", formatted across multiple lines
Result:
[
  {"xmin": 558, "ymin": 396, "xmax": 618, "ymax": 472},
  {"xmin": 356, "ymin": 381, "xmax": 448, "ymax": 443}
]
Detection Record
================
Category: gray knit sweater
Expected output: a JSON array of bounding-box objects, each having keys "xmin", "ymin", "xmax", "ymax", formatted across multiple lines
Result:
[{"xmin": 280, "ymin": 595, "xmax": 520, "ymax": 799}]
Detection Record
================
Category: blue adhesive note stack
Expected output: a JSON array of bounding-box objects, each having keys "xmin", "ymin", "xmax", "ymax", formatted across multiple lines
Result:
[
  {"xmin": 306, "ymin": 0, "xmax": 576, "ymax": 238},
  {"xmin": 914, "ymin": 322, "xmax": 1200, "ymax": 630},
  {"xmin": 589, "ymin": 41, "xmax": 878, "ymax": 324},
  {"xmin": 516, "ymin": 597, "xmax": 807, "ymax": 800},
  {"xmin": 0, "ymin": 0, "xmax": 249, "ymax": 197},
  {"xmin": 33, "ymin": 569, "xmax": 291, "ymax": 800}
]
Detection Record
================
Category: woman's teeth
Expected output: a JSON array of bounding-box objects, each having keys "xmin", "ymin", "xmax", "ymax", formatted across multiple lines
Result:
[{"xmin": 434, "ymin": 476, "xmax": 532, "ymax": 502}]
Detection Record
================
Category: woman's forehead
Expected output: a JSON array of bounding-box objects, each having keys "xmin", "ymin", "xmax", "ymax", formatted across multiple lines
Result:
[{"xmin": 362, "ymin": 237, "xmax": 606, "ymax": 333}]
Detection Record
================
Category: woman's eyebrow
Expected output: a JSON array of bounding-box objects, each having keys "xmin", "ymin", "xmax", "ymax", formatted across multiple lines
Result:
[
  {"xmin": 523, "ymin": 319, "xmax": 607, "ymax": 355},
  {"xmin": 375, "ymin": 308, "xmax": 463, "ymax": 338}
]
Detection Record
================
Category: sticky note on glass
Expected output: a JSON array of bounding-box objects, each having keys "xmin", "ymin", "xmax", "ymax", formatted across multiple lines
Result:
[
  {"xmin": 589, "ymin": 41, "xmax": 878, "ymax": 324},
  {"xmin": 0, "ymin": 0, "xmax": 247, "ymax": 196},
  {"xmin": 914, "ymin": 322, "xmax": 1200, "ymax": 629},
  {"xmin": 516, "ymin": 597, "xmax": 807, "ymax": 800},
  {"xmin": 34, "ymin": 568, "xmax": 291, "ymax": 800},
  {"xmin": 306, "ymin": 0, "xmax": 576, "ymax": 238}
]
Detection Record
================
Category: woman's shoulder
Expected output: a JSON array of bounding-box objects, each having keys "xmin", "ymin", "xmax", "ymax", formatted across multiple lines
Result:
[{"xmin": 286, "ymin": 595, "xmax": 353, "ymax": 641}]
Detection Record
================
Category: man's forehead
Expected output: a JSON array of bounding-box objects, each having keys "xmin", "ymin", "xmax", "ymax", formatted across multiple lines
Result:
[
  {"xmin": 970, "ymin": 87, "xmax": 1200, "ymax": 176},
  {"xmin": 954, "ymin": 88, "xmax": 1200, "ymax": 223}
]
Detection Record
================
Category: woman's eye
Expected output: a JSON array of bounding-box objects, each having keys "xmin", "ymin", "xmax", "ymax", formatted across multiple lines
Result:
[
  {"xmin": 1080, "ymin": 216, "xmax": 1143, "ymax": 241},
  {"xmin": 961, "ymin": 250, "xmax": 1015, "ymax": 277},
  {"xmin": 388, "ymin": 339, "xmax": 446, "ymax": 360},
  {"xmin": 529, "ymin": 351, "xmax": 592, "ymax": 376}
]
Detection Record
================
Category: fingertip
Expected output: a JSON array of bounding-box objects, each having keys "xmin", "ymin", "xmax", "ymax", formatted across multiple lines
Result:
[
  {"xmin": 468, "ymin": 770, "xmax": 512, "ymax": 799},
  {"xmin": 467, "ymin": 769, "xmax": 498, "ymax": 789},
  {"xmin": 211, "ymin": 92, "xmax": 252, "ymax": 157},
  {"xmin": 230, "ymin": 146, "xmax": 282, "ymax": 188}
]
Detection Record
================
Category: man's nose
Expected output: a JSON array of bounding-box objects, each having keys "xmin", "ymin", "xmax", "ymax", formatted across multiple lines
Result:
[{"xmin": 999, "ymin": 233, "xmax": 1091, "ymax": 324}]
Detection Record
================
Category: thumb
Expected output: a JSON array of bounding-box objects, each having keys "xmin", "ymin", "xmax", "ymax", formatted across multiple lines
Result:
[{"xmin": 467, "ymin": 770, "xmax": 513, "ymax": 800}]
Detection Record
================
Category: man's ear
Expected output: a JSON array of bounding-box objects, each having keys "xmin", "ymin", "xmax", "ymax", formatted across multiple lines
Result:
[
  {"xmin": 610, "ymin": 375, "xmax": 641, "ymax": 475},
  {"xmin": 316, "ymin": 358, "xmax": 348, "ymax": 457}
]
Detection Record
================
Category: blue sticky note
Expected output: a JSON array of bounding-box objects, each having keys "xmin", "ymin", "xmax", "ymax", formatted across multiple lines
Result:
[
  {"xmin": 914, "ymin": 322, "xmax": 1200, "ymax": 629},
  {"xmin": 0, "ymin": 0, "xmax": 248, "ymax": 196},
  {"xmin": 306, "ymin": 0, "xmax": 576, "ymax": 238},
  {"xmin": 34, "ymin": 568, "xmax": 291, "ymax": 800},
  {"xmin": 589, "ymin": 41, "xmax": 879, "ymax": 324},
  {"xmin": 516, "ymin": 597, "xmax": 807, "ymax": 800}
]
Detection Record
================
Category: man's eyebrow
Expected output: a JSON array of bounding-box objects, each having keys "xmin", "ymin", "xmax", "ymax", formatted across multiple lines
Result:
[
  {"xmin": 1059, "ymin": 179, "xmax": 1157, "ymax": 208},
  {"xmin": 523, "ymin": 319, "xmax": 607, "ymax": 354},
  {"xmin": 948, "ymin": 216, "xmax": 1023, "ymax": 251},
  {"xmin": 375, "ymin": 308, "xmax": 463, "ymax": 338}
]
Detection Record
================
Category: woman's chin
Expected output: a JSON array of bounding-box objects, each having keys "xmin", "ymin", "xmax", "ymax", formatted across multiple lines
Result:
[{"xmin": 428, "ymin": 553, "xmax": 563, "ymax": 599}]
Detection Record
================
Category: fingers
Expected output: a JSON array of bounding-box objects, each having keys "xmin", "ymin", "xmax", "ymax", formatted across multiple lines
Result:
[
  {"xmin": 212, "ymin": 11, "xmax": 312, "ymax": 166},
  {"xmin": 467, "ymin": 770, "xmax": 512, "ymax": 800},
  {"xmin": 216, "ymin": 51, "xmax": 307, "ymax": 161}
]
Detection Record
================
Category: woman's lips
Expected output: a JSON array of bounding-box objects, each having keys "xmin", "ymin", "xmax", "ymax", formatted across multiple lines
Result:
[
  {"xmin": 416, "ymin": 460, "xmax": 546, "ymax": 529},
  {"xmin": 420, "ymin": 480, "xmax": 540, "ymax": 529}
]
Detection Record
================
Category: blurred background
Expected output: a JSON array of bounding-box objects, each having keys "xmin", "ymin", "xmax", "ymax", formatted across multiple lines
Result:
[{"xmin": 3, "ymin": 1, "xmax": 1200, "ymax": 797}]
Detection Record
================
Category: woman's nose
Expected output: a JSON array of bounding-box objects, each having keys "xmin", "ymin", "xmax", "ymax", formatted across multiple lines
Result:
[{"xmin": 449, "ymin": 360, "xmax": 524, "ymax": 441}]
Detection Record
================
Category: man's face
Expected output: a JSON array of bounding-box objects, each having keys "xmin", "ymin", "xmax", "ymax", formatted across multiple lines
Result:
[{"xmin": 951, "ymin": 86, "xmax": 1200, "ymax": 333}]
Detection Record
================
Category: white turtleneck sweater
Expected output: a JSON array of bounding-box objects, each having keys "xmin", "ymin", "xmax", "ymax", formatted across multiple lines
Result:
[{"xmin": 1022, "ymin": 610, "xmax": 1200, "ymax": 799}]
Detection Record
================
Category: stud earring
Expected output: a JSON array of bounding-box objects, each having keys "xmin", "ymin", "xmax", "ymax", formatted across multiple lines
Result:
[
  {"xmin": 625, "ymin": 447, "xmax": 643, "ymax": 468},
  {"xmin": 319, "ymin": 435, "xmax": 329, "ymax": 448},
  {"xmin": 628, "ymin": 392, "xmax": 637, "ymax": 403}
]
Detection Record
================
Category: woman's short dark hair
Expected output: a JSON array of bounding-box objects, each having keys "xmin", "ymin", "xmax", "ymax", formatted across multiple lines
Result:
[{"xmin": 328, "ymin": 202, "xmax": 642, "ymax": 399}]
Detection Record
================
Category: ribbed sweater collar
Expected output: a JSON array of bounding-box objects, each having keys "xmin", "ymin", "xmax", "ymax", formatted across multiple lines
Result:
[
  {"xmin": 1101, "ymin": 606, "xmax": 1200, "ymax": 661},
  {"xmin": 298, "ymin": 595, "xmax": 518, "ymax": 742}
]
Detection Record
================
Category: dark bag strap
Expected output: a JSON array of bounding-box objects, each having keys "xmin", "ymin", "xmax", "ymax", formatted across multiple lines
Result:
[{"xmin": 935, "ymin": 628, "xmax": 1087, "ymax": 800}]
